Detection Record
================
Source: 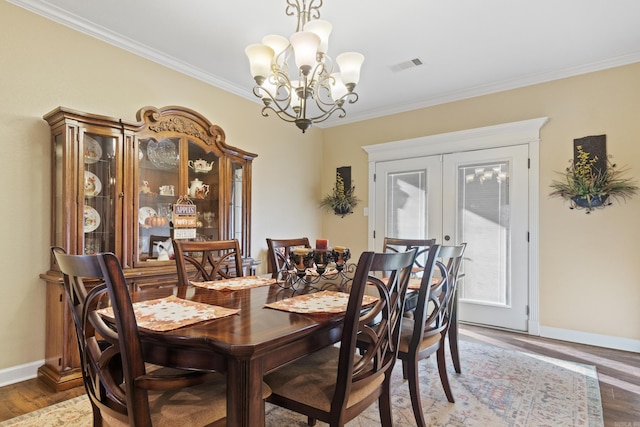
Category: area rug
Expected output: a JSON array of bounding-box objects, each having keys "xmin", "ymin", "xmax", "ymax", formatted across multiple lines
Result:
[{"xmin": 0, "ymin": 341, "xmax": 604, "ymax": 426}]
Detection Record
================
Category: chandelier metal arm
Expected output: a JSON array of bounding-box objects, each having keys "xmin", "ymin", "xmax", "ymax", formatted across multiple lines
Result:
[{"xmin": 286, "ymin": 0, "xmax": 323, "ymax": 31}]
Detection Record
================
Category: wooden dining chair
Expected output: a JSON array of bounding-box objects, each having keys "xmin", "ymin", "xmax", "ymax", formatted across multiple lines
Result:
[
  {"xmin": 437, "ymin": 243, "xmax": 467, "ymax": 375},
  {"xmin": 382, "ymin": 237, "xmax": 437, "ymax": 312},
  {"xmin": 264, "ymin": 248, "xmax": 417, "ymax": 427},
  {"xmin": 172, "ymin": 239, "xmax": 244, "ymax": 286},
  {"xmin": 397, "ymin": 243, "xmax": 466, "ymax": 427},
  {"xmin": 382, "ymin": 237, "xmax": 437, "ymax": 275},
  {"xmin": 50, "ymin": 247, "xmax": 258, "ymax": 427},
  {"xmin": 266, "ymin": 237, "xmax": 311, "ymax": 277}
]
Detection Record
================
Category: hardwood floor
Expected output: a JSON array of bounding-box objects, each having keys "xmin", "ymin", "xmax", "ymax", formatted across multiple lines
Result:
[{"xmin": 0, "ymin": 324, "xmax": 638, "ymax": 425}]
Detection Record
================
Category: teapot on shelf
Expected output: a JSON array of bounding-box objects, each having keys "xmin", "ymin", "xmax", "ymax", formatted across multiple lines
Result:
[
  {"xmin": 188, "ymin": 158, "xmax": 214, "ymax": 174},
  {"xmin": 188, "ymin": 178, "xmax": 210, "ymax": 199}
]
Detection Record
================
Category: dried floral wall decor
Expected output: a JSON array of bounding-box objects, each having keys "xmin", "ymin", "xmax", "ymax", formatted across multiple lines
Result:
[
  {"xmin": 320, "ymin": 167, "xmax": 360, "ymax": 217},
  {"xmin": 549, "ymin": 135, "xmax": 638, "ymax": 213}
]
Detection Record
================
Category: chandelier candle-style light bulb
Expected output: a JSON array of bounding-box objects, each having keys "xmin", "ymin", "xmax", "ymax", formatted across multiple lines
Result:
[{"xmin": 245, "ymin": 0, "xmax": 364, "ymax": 133}]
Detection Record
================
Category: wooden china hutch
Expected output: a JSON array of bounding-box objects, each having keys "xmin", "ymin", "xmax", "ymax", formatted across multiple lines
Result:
[{"xmin": 39, "ymin": 105, "xmax": 257, "ymax": 391}]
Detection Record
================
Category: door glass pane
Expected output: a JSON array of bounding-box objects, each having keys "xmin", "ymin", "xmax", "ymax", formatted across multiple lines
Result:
[
  {"xmin": 386, "ymin": 170, "xmax": 428, "ymax": 239},
  {"xmin": 231, "ymin": 163, "xmax": 243, "ymax": 248},
  {"xmin": 457, "ymin": 161, "xmax": 509, "ymax": 306},
  {"xmin": 187, "ymin": 139, "xmax": 219, "ymax": 243},
  {"xmin": 137, "ymin": 137, "xmax": 180, "ymax": 261},
  {"xmin": 83, "ymin": 133, "xmax": 117, "ymax": 255}
]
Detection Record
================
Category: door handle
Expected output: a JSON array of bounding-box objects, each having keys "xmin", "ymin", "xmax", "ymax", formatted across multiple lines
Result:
[{"xmin": 444, "ymin": 235, "xmax": 451, "ymax": 241}]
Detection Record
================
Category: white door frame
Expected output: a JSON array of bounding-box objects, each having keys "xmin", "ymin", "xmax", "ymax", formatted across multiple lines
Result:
[{"xmin": 362, "ymin": 117, "xmax": 548, "ymax": 335}]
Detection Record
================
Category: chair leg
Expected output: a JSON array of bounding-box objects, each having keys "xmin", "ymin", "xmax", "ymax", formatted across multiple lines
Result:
[
  {"xmin": 306, "ymin": 416, "xmax": 317, "ymax": 426},
  {"xmin": 378, "ymin": 375, "xmax": 394, "ymax": 427},
  {"xmin": 91, "ymin": 404, "xmax": 102, "ymax": 427},
  {"xmin": 401, "ymin": 358, "xmax": 409, "ymax": 380},
  {"xmin": 406, "ymin": 355, "xmax": 427, "ymax": 427},
  {"xmin": 449, "ymin": 291, "xmax": 461, "ymax": 373},
  {"xmin": 436, "ymin": 344, "xmax": 455, "ymax": 403}
]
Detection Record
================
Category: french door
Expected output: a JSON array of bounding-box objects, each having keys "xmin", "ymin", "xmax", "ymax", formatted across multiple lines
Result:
[{"xmin": 373, "ymin": 145, "xmax": 529, "ymax": 331}]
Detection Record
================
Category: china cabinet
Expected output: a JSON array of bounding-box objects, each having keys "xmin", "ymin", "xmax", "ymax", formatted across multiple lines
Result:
[{"xmin": 39, "ymin": 105, "xmax": 257, "ymax": 390}]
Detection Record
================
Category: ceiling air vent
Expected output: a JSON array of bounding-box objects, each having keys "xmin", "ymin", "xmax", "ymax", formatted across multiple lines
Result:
[{"xmin": 390, "ymin": 58, "xmax": 424, "ymax": 72}]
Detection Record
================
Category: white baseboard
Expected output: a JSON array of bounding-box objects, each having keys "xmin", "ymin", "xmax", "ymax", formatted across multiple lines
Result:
[
  {"xmin": 0, "ymin": 360, "xmax": 42, "ymax": 387},
  {"xmin": 539, "ymin": 326, "xmax": 640, "ymax": 353}
]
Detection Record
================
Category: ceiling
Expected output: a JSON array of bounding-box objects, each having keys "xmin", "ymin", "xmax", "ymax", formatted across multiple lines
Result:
[{"xmin": 10, "ymin": 0, "xmax": 640, "ymax": 128}]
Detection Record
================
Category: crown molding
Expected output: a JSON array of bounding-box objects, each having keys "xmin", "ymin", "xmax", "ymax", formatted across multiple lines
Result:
[{"xmin": 9, "ymin": 0, "xmax": 640, "ymax": 130}]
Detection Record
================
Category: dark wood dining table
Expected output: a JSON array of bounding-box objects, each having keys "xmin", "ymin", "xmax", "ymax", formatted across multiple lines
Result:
[{"xmin": 130, "ymin": 281, "xmax": 346, "ymax": 427}]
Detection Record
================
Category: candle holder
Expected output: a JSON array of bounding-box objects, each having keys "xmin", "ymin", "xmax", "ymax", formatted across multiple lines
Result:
[
  {"xmin": 313, "ymin": 249, "xmax": 330, "ymax": 275},
  {"xmin": 289, "ymin": 249, "xmax": 315, "ymax": 278},
  {"xmin": 276, "ymin": 246, "xmax": 354, "ymax": 292},
  {"xmin": 331, "ymin": 247, "xmax": 351, "ymax": 272}
]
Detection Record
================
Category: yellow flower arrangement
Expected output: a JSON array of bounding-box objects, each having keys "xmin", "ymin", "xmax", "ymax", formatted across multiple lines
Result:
[
  {"xmin": 549, "ymin": 146, "xmax": 637, "ymax": 213},
  {"xmin": 320, "ymin": 172, "xmax": 360, "ymax": 217}
]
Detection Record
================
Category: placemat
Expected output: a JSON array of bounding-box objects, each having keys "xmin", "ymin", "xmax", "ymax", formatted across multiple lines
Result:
[
  {"xmin": 96, "ymin": 295, "xmax": 239, "ymax": 331},
  {"xmin": 191, "ymin": 275, "xmax": 276, "ymax": 291},
  {"xmin": 265, "ymin": 290, "xmax": 378, "ymax": 314}
]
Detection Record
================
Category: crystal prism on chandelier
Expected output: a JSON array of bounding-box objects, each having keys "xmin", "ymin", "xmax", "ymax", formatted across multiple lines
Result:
[{"xmin": 245, "ymin": 0, "xmax": 364, "ymax": 133}]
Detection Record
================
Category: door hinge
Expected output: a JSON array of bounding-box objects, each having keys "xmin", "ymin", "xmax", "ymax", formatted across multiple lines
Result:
[
  {"xmin": 527, "ymin": 231, "xmax": 530, "ymax": 242},
  {"xmin": 373, "ymin": 173, "xmax": 376, "ymax": 182},
  {"xmin": 526, "ymin": 305, "xmax": 530, "ymax": 316},
  {"xmin": 373, "ymin": 230, "xmax": 376, "ymax": 239},
  {"xmin": 528, "ymin": 158, "xmax": 531, "ymax": 169}
]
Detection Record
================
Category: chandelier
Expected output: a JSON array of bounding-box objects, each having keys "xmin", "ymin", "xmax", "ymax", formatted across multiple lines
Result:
[{"xmin": 245, "ymin": 0, "xmax": 364, "ymax": 133}]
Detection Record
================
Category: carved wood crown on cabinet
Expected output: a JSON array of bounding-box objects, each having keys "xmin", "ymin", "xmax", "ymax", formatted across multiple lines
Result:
[{"xmin": 39, "ymin": 105, "xmax": 257, "ymax": 391}]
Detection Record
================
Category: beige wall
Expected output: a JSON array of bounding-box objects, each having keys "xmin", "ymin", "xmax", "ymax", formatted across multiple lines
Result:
[
  {"xmin": 322, "ymin": 64, "xmax": 640, "ymax": 344},
  {"xmin": 0, "ymin": 2, "xmax": 323, "ymax": 371},
  {"xmin": 1, "ymin": 1, "xmax": 639, "ymax": 375}
]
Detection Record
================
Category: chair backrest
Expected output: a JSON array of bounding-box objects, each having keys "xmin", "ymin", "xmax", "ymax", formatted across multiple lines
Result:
[
  {"xmin": 411, "ymin": 244, "xmax": 466, "ymax": 349},
  {"xmin": 382, "ymin": 237, "xmax": 436, "ymax": 278},
  {"xmin": 172, "ymin": 239, "xmax": 244, "ymax": 286},
  {"xmin": 265, "ymin": 237, "xmax": 311, "ymax": 277},
  {"xmin": 333, "ymin": 248, "xmax": 417, "ymax": 412},
  {"xmin": 51, "ymin": 246, "xmax": 150, "ymax": 425}
]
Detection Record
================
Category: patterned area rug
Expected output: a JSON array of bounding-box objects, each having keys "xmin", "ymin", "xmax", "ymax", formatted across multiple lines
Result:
[{"xmin": 0, "ymin": 341, "xmax": 603, "ymax": 426}]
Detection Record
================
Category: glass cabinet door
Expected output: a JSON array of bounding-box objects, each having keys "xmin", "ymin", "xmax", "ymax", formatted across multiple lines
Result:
[
  {"xmin": 187, "ymin": 138, "xmax": 220, "ymax": 242},
  {"xmin": 136, "ymin": 137, "xmax": 180, "ymax": 262},
  {"xmin": 82, "ymin": 132, "xmax": 118, "ymax": 255}
]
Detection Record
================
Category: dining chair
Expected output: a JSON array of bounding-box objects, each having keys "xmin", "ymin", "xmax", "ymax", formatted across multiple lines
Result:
[
  {"xmin": 51, "ymin": 247, "xmax": 271, "ymax": 427},
  {"xmin": 382, "ymin": 237, "xmax": 437, "ymax": 275},
  {"xmin": 397, "ymin": 243, "xmax": 466, "ymax": 427},
  {"xmin": 264, "ymin": 248, "xmax": 417, "ymax": 427},
  {"xmin": 382, "ymin": 237, "xmax": 437, "ymax": 313},
  {"xmin": 172, "ymin": 239, "xmax": 244, "ymax": 286},
  {"xmin": 266, "ymin": 237, "xmax": 311, "ymax": 278},
  {"xmin": 437, "ymin": 243, "xmax": 467, "ymax": 375}
]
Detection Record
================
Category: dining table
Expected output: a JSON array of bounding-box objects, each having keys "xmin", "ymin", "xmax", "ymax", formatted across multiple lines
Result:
[{"xmin": 129, "ymin": 276, "xmax": 350, "ymax": 427}]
